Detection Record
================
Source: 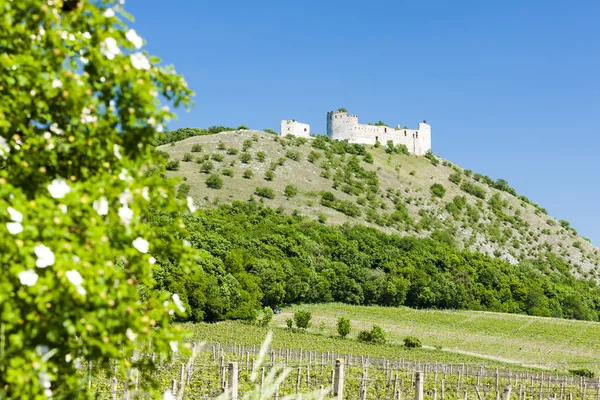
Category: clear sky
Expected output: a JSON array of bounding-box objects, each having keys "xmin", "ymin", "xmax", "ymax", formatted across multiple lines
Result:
[{"xmin": 126, "ymin": 0, "xmax": 600, "ymax": 246}]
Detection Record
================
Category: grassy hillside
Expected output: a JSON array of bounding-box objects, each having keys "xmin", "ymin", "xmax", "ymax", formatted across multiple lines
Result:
[
  {"xmin": 158, "ymin": 129, "xmax": 600, "ymax": 278},
  {"xmin": 271, "ymin": 303, "xmax": 600, "ymax": 373}
]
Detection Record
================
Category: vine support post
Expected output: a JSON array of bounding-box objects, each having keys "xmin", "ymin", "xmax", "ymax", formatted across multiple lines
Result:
[
  {"xmin": 503, "ymin": 386, "xmax": 513, "ymax": 400},
  {"xmin": 333, "ymin": 358, "xmax": 345, "ymax": 400},
  {"xmin": 228, "ymin": 362, "xmax": 238, "ymax": 400},
  {"xmin": 415, "ymin": 371, "xmax": 424, "ymax": 400}
]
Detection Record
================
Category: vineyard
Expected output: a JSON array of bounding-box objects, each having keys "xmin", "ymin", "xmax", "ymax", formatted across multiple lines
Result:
[{"xmin": 89, "ymin": 323, "xmax": 600, "ymax": 399}]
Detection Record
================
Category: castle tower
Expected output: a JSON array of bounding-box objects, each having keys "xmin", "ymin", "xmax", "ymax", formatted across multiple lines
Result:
[
  {"xmin": 326, "ymin": 110, "xmax": 357, "ymax": 141},
  {"xmin": 414, "ymin": 121, "xmax": 431, "ymax": 156}
]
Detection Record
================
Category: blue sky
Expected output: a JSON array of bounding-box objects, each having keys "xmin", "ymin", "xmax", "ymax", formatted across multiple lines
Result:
[{"xmin": 127, "ymin": 0, "xmax": 600, "ymax": 246}]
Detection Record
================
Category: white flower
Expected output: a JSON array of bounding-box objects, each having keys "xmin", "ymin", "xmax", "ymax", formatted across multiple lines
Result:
[
  {"xmin": 147, "ymin": 117, "xmax": 156, "ymax": 126},
  {"xmin": 142, "ymin": 187, "xmax": 149, "ymax": 201},
  {"xmin": 66, "ymin": 269, "xmax": 83, "ymax": 286},
  {"xmin": 30, "ymin": 89, "xmax": 37, "ymax": 96},
  {"xmin": 103, "ymin": 8, "xmax": 115, "ymax": 18},
  {"xmin": 77, "ymin": 286, "xmax": 86, "ymax": 296},
  {"xmin": 101, "ymin": 37, "xmax": 120, "ymax": 60},
  {"xmin": 44, "ymin": 132, "xmax": 52, "ymax": 140},
  {"xmin": 118, "ymin": 169, "xmax": 132, "ymax": 182},
  {"xmin": 68, "ymin": 33, "xmax": 75, "ymax": 41},
  {"xmin": 18, "ymin": 269, "xmax": 38, "ymax": 286},
  {"xmin": 186, "ymin": 196, "xmax": 196, "ymax": 213},
  {"xmin": 7, "ymin": 222, "xmax": 23, "ymax": 235},
  {"xmin": 39, "ymin": 26, "xmax": 45, "ymax": 36},
  {"xmin": 163, "ymin": 391, "xmax": 174, "ymax": 400},
  {"xmin": 183, "ymin": 239, "xmax": 191, "ymax": 247},
  {"xmin": 80, "ymin": 107, "xmax": 97, "ymax": 124},
  {"xmin": 126, "ymin": 328, "xmax": 137, "ymax": 341},
  {"xmin": 156, "ymin": 125, "xmax": 164, "ymax": 133},
  {"xmin": 49, "ymin": 123, "xmax": 63, "ymax": 135},
  {"xmin": 130, "ymin": 52, "xmax": 150, "ymax": 70},
  {"xmin": 132, "ymin": 237, "xmax": 149, "ymax": 254},
  {"xmin": 34, "ymin": 244, "xmax": 55, "ymax": 268},
  {"xmin": 0, "ymin": 136, "xmax": 10, "ymax": 159},
  {"xmin": 118, "ymin": 205, "xmax": 133, "ymax": 225},
  {"xmin": 149, "ymin": 256, "xmax": 156, "ymax": 264},
  {"xmin": 172, "ymin": 293, "xmax": 185, "ymax": 313},
  {"xmin": 169, "ymin": 341, "xmax": 178, "ymax": 353},
  {"xmin": 65, "ymin": 354, "xmax": 72, "ymax": 363},
  {"xmin": 51, "ymin": 79, "xmax": 62, "ymax": 88},
  {"xmin": 38, "ymin": 372, "xmax": 51, "ymax": 389},
  {"xmin": 59, "ymin": 204, "xmax": 67, "ymax": 214},
  {"xmin": 126, "ymin": 29, "xmax": 143, "ymax": 49},
  {"xmin": 82, "ymin": 32, "xmax": 91, "ymax": 39},
  {"xmin": 119, "ymin": 189, "xmax": 132, "ymax": 205},
  {"xmin": 48, "ymin": 179, "xmax": 70, "ymax": 199},
  {"xmin": 93, "ymin": 197, "xmax": 109, "ymax": 216},
  {"xmin": 113, "ymin": 144, "xmax": 122, "ymax": 159},
  {"xmin": 8, "ymin": 207, "xmax": 23, "ymax": 222}
]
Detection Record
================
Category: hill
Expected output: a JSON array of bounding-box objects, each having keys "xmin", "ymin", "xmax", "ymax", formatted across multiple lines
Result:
[{"xmin": 157, "ymin": 128, "xmax": 600, "ymax": 279}]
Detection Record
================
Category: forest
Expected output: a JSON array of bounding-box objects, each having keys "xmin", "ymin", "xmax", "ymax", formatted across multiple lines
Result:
[{"xmin": 145, "ymin": 201, "xmax": 600, "ymax": 323}]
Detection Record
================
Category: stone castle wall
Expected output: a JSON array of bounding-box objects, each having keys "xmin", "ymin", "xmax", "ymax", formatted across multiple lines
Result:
[
  {"xmin": 326, "ymin": 111, "xmax": 431, "ymax": 156},
  {"xmin": 280, "ymin": 120, "xmax": 311, "ymax": 138}
]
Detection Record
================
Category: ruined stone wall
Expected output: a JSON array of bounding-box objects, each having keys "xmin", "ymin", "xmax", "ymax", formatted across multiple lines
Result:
[
  {"xmin": 326, "ymin": 110, "xmax": 431, "ymax": 156},
  {"xmin": 280, "ymin": 120, "xmax": 311, "ymax": 138}
]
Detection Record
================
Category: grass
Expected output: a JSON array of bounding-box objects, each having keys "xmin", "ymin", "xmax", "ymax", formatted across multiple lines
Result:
[{"xmin": 271, "ymin": 303, "xmax": 600, "ymax": 373}]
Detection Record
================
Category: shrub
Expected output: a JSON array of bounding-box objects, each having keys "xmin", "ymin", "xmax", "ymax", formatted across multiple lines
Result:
[
  {"xmin": 177, "ymin": 183, "xmax": 191, "ymax": 199},
  {"xmin": 286, "ymin": 318, "xmax": 294, "ymax": 329},
  {"xmin": 200, "ymin": 161, "xmax": 215, "ymax": 173},
  {"xmin": 238, "ymin": 124, "xmax": 249, "ymax": 130},
  {"xmin": 264, "ymin": 170, "xmax": 275, "ymax": 181},
  {"xmin": 307, "ymin": 150, "xmax": 322, "ymax": 163},
  {"xmin": 256, "ymin": 151, "xmax": 266, "ymax": 162},
  {"xmin": 285, "ymin": 150, "xmax": 301, "ymax": 161},
  {"xmin": 264, "ymin": 128, "xmax": 278, "ymax": 135},
  {"xmin": 430, "ymin": 183, "xmax": 446, "ymax": 198},
  {"xmin": 404, "ymin": 336, "xmax": 422, "ymax": 348},
  {"xmin": 569, "ymin": 369, "xmax": 595, "ymax": 378},
  {"xmin": 337, "ymin": 317, "xmax": 351, "ymax": 338},
  {"xmin": 226, "ymin": 147, "xmax": 238, "ymax": 155},
  {"xmin": 191, "ymin": 143, "xmax": 203, "ymax": 152},
  {"xmin": 166, "ymin": 159, "xmax": 180, "ymax": 171},
  {"xmin": 211, "ymin": 153, "xmax": 224, "ymax": 162},
  {"xmin": 258, "ymin": 306, "xmax": 274, "ymax": 327},
  {"xmin": 243, "ymin": 169, "xmax": 254, "ymax": 179},
  {"xmin": 284, "ymin": 185, "xmax": 298, "ymax": 198},
  {"xmin": 357, "ymin": 325, "xmax": 386, "ymax": 344},
  {"xmin": 425, "ymin": 150, "xmax": 439, "ymax": 166},
  {"xmin": 242, "ymin": 139, "xmax": 252, "ymax": 151},
  {"xmin": 374, "ymin": 140, "xmax": 381, "ymax": 148},
  {"xmin": 448, "ymin": 173, "xmax": 462, "ymax": 185},
  {"xmin": 318, "ymin": 214, "xmax": 327, "ymax": 223},
  {"xmin": 293, "ymin": 309, "xmax": 312, "ymax": 329},
  {"xmin": 461, "ymin": 181, "xmax": 486, "ymax": 199},
  {"xmin": 217, "ymin": 140, "xmax": 226, "ymax": 150},
  {"xmin": 222, "ymin": 169, "xmax": 234, "ymax": 177},
  {"xmin": 363, "ymin": 152, "xmax": 374, "ymax": 164},
  {"xmin": 240, "ymin": 153, "xmax": 252, "ymax": 164},
  {"xmin": 206, "ymin": 174, "xmax": 224, "ymax": 189},
  {"xmin": 255, "ymin": 187, "xmax": 276, "ymax": 199},
  {"xmin": 182, "ymin": 152, "xmax": 194, "ymax": 162},
  {"xmin": 357, "ymin": 330, "xmax": 372, "ymax": 343}
]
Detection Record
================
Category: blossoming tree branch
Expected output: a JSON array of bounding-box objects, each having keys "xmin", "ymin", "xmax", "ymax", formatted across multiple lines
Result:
[{"xmin": 0, "ymin": 0, "xmax": 196, "ymax": 397}]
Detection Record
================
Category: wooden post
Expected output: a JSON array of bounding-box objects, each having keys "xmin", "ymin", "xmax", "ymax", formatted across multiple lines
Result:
[
  {"xmin": 503, "ymin": 386, "xmax": 513, "ymax": 400},
  {"xmin": 442, "ymin": 379, "xmax": 446, "ymax": 400},
  {"xmin": 296, "ymin": 366, "xmax": 301, "ymax": 393},
  {"xmin": 111, "ymin": 376, "xmax": 117, "ymax": 400},
  {"xmin": 333, "ymin": 359, "xmax": 345, "ymax": 400},
  {"xmin": 171, "ymin": 379, "xmax": 177, "ymax": 395},
  {"xmin": 416, "ymin": 371, "xmax": 424, "ymax": 400},
  {"xmin": 228, "ymin": 362, "xmax": 238, "ymax": 400}
]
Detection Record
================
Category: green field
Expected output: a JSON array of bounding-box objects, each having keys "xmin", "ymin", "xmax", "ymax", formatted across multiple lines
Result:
[{"xmin": 270, "ymin": 304, "xmax": 600, "ymax": 372}]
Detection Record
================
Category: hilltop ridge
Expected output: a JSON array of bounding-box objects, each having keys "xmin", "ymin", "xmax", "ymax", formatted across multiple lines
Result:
[{"xmin": 157, "ymin": 128, "xmax": 600, "ymax": 279}]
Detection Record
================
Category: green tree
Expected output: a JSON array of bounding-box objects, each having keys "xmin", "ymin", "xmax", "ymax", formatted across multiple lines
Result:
[
  {"xmin": 430, "ymin": 183, "xmax": 446, "ymax": 198},
  {"xmin": 264, "ymin": 170, "xmax": 275, "ymax": 181},
  {"xmin": 183, "ymin": 152, "xmax": 193, "ymax": 162},
  {"xmin": 243, "ymin": 169, "xmax": 254, "ymax": 179},
  {"xmin": 284, "ymin": 184, "xmax": 298, "ymax": 198},
  {"xmin": 293, "ymin": 309, "xmax": 312, "ymax": 329},
  {"xmin": 240, "ymin": 153, "xmax": 252, "ymax": 164},
  {"xmin": 337, "ymin": 317, "xmax": 351, "ymax": 338},
  {"xmin": 255, "ymin": 187, "xmax": 276, "ymax": 199},
  {"xmin": 0, "ymin": 1, "xmax": 194, "ymax": 397},
  {"xmin": 191, "ymin": 143, "xmax": 203, "ymax": 152},
  {"xmin": 200, "ymin": 161, "xmax": 215, "ymax": 173}
]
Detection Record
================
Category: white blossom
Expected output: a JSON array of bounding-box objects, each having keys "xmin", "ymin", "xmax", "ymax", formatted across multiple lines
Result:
[
  {"xmin": 172, "ymin": 293, "xmax": 185, "ymax": 313},
  {"xmin": 93, "ymin": 197, "xmax": 109, "ymax": 216},
  {"xmin": 8, "ymin": 207, "xmax": 23, "ymax": 222},
  {"xmin": 163, "ymin": 391, "xmax": 174, "ymax": 400},
  {"xmin": 65, "ymin": 354, "xmax": 72, "ymax": 363},
  {"xmin": 77, "ymin": 286, "xmax": 86, "ymax": 296},
  {"xmin": 118, "ymin": 169, "xmax": 132, "ymax": 182},
  {"xmin": 149, "ymin": 256, "xmax": 156, "ymax": 264},
  {"xmin": 7, "ymin": 222, "xmax": 23, "ymax": 235},
  {"xmin": 126, "ymin": 29, "xmax": 143, "ymax": 49},
  {"xmin": 48, "ymin": 179, "xmax": 70, "ymax": 199},
  {"xmin": 30, "ymin": 89, "xmax": 37, "ymax": 96},
  {"xmin": 147, "ymin": 117, "xmax": 156, "ymax": 126},
  {"xmin": 34, "ymin": 244, "xmax": 55, "ymax": 268},
  {"xmin": 119, "ymin": 189, "xmax": 132, "ymax": 205},
  {"xmin": 68, "ymin": 33, "xmax": 75, "ymax": 41},
  {"xmin": 183, "ymin": 239, "xmax": 191, "ymax": 247},
  {"xmin": 38, "ymin": 372, "xmax": 51, "ymax": 389},
  {"xmin": 0, "ymin": 136, "xmax": 10, "ymax": 159},
  {"xmin": 130, "ymin": 52, "xmax": 150, "ymax": 70},
  {"xmin": 65, "ymin": 270, "xmax": 83, "ymax": 286},
  {"xmin": 142, "ymin": 187, "xmax": 149, "ymax": 201},
  {"xmin": 169, "ymin": 341, "xmax": 178, "ymax": 353},
  {"xmin": 156, "ymin": 125, "xmax": 164, "ymax": 133},
  {"xmin": 39, "ymin": 26, "xmax": 45, "ymax": 36},
  {"xmin": 113, "ymin": 144, "xmax": 122, "ymax": 159},
  {"xmin": 82, "ymin": 32, "xmax": 91, "ymax": 40},
  {"xmin": 186, "ymin": 196, "xmax": 197, "ymax": 213},
  {"xmin": 49, "ymin": 123, "xmax": 63, "ymax": 135},
  {"xmin": 44, "ymin": 132, "xmax": 52, "ymax": 140},
  {"xmin": 132, "ymin": 237, "xmax": 149, "ymax": 254},
  {"xmin": 126, "ymin": 328, "xmax": 137, "ymax": 341},
  {"xmin": 118, "ymin": 205, "xmax": 133, "ymax": 225},
  {"xmin": 18, "ymin": 269, "xmax": 38, "ymax": 286},
  {"xmin": 51, "ymin": 79, "xmax": 62, "ymax": 89},
  {"xmin": 80, "ymin": 107, "xmax": 97, "ymax": 124},
  {"xmin": 100, "ymin": 37, "xmax": 120, "ymax": 60},
  {"xmin": 59, "ymin": 204, "xmax": 67, "ymax": 214},
  {"xmin": 103, "ymin": 8, "xmax": 115, "ymax": 18}
]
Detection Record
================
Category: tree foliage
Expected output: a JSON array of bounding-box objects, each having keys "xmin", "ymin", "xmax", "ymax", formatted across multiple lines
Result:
[{"xmin": 0, "ymin": 1, "xmax": 194, "ymax": 397}]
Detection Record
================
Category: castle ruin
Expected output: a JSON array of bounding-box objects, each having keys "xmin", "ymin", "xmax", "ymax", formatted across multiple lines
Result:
[
  {"xmin": 280, "ymin": 120, "xmax": 311, "ymax": 138},
  {"xmin": 326, "ymin": 110, "xmax": 431, "ymax": 156}
]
